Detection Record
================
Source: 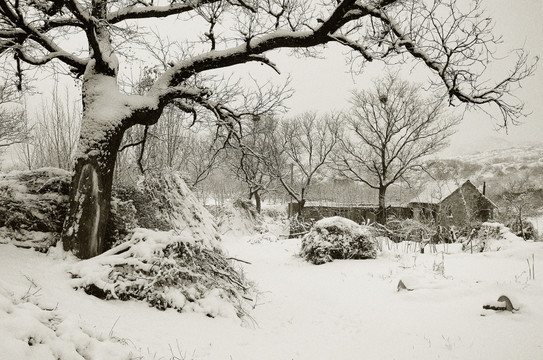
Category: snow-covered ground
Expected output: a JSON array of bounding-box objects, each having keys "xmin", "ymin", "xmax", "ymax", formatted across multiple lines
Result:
[{"xmin": 2, "ymin": 230, "xmax": 543, "ymax": 359}]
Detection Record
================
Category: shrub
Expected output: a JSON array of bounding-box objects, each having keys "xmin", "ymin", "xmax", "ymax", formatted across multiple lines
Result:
[
  {"xmin": 300, "ymin": 216, "xmax": 376, "ymax": 265},
  {"xmin": 69, "ymin": 228, "xmax": 253, "ymax": 319},
  {"xmin": 506, "ymin": 218, "xmax": 537, "ymax": 240},
  {"xmin": 288, "ymin": 214, "xmax": 313, "ymax": 239}
]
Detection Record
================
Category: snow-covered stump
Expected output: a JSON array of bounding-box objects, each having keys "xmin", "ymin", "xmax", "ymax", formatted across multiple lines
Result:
[
  {"xmin": 482, "ymin": 295, "xmax": 519, "ymax": 312},
  {"xmin": 300, "ymin": 216, "xmax": 377, "ymax": 265},
  {"xmin": 68, "ymin": 229, "xmax": 253, "ymax": 319}
]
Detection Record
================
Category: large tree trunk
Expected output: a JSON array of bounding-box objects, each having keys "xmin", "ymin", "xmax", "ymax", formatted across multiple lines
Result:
[
  {"xmin": 249, "ymin": 190, "xmax": 262, "ymax": 213},
  {"xmin": 60, "ymin": 59, "xmax": 159, "ymax": 258},
  {"xmin": 376, "ymin": 186, "xmax": 387, "ymax": 225},
  {"xmin": 61, "ymin": 123, "xmax": 125, "ymax": 259}
]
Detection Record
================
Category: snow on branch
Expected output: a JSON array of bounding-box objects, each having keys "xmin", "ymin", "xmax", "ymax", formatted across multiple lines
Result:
[
  {"xmin": 0, "ymin": 0, "xmax": 88, "ymax": 72},
  {"xmin": 107, "ymin": 0, "xmax": 222, "ymax": 24}
]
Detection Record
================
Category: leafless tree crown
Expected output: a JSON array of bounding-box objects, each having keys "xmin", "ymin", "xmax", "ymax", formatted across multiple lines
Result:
[{"xmin": 0, "ymin": 0, "xmax": 536, "ymax": 133}]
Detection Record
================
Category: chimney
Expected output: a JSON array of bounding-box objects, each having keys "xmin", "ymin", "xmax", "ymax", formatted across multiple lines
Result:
[{"xmin": 482, "ymin": 182, "xmax": 486, "ymax": 196}]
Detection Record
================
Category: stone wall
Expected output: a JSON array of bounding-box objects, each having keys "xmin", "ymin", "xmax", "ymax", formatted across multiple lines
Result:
[{"xmin": 299, "ymin": 205, "xmax": 412, "ymax": 225}]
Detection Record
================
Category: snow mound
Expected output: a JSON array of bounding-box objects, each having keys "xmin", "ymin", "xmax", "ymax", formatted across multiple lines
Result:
[
  {"xmin": 300, "ymin": 216, "xmax": 377, "ymax": 265},
  {"xmin": 0, "ymin": 283, "xmax": 132, "ymax": 360},
  {"xmin": 68, "ymin": 228, "xmax": 253, "ymax": 319},
  {"xmin": 0, "ymin": 168, "xmax": 71, "ymax": 250},
  {"xmin": 216, "ymin": 199, "xmax": 265, "ymax": 236}
]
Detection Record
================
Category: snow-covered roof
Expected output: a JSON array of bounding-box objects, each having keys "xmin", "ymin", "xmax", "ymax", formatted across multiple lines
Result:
[{"xmin": 408, "ymin": 179, "xmax": 470, "ymax": 204}]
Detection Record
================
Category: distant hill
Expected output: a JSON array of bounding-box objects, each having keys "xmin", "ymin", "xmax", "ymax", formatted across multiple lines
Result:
[
  {"xmin": 430, "ymin": 143, "xmax": 543, "ymax": 193},
  {"xmin": 438, "ymin": 135, "xmax": 520, "ymax": 157}
]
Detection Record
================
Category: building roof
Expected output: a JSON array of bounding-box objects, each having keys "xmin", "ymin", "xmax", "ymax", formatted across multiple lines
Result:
[
  {"xmin": 408, "ymin": 179, "xmax": 497, "ymax": 208},
  {"xmin": 408, "ymin": 179, "xmax": 470, "ymax": 204}
]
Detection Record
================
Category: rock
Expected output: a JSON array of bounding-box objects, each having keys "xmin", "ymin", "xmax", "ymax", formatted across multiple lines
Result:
[
  {"xmin": 482, "ymin": 295, "xmax": 519, "ymax": 312},
  {"xmin": 397, "ymin": 276, "xmax": 419, "ymax": 291}
]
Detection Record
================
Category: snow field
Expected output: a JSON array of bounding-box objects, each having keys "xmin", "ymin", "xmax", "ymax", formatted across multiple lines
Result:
[{"xmin": 1, "ymin": 232, "xmax": 543, "ymax": 359}]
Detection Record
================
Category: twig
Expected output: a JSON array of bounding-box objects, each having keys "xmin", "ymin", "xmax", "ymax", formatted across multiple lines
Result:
[
  {"xmin": 226, "ymin": 257, "xmax": 252, "ymax": 265},
  {"xmin": 109, "ymin": 316, "xmax": 120, "ymax": 338}
]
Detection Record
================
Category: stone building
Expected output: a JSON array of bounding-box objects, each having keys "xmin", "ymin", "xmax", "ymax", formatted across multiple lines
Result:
[
  {"xmin": 293, "ymin": 180, "xmax": 496, "ymax": 228},
  {"xmin": 407, "ymin": 180, "xmax": 496, "ymax": 227}
]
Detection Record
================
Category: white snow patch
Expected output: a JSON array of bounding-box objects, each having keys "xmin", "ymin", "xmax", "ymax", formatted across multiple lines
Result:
[{"xmin": 2, "ymin": 213, "xmax": 543, "ymax": 359}]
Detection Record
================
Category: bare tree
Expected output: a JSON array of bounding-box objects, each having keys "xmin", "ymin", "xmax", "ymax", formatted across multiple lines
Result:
[
  {"xmin": 0, "ymin": 78, "xmax": 27, "ymax": 152},
  {"xmin": 0, "ymin": 0, "xmax": 535, "ymax": 258},
  {"xmin": 272, "ymin": 112, "xmax": 342, "ymax": 214},
  {"xmin": 335, "ymin": 74, "xmax": 460, "ymax": 224},
  {"xmin": 229, "ymin": 116, "xmax": 278, "ymax": 212},
  {"xmin": 14, "ymin": 84, "xmax": 80, "ymax": 170},
  {"xmin": 500, "ymin": 178, "xmax": 536, "ymax": 240},
  {"xmin": 34, "ymin": 86, "xmax": 80, "ymax": 169},
  {"xmin": 117, "ymin": 105, "xmax": 224, "ymax": 188}
]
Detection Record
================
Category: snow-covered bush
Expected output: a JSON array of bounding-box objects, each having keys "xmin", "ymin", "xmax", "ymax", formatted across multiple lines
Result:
[
  {"xmin": 506, "ymin": 218, "xmax": 537, "ymax": 240},
  {"xmin": 261, "ymin": 206, "xmax": 286, "ymax": 221},
  {"xmin": 380, "ymin": 218, "xmax": 439, "ymax": 243},
  {"xmin": 69, "ymin": 229, "xmax": 252, "ymax": 319},
  {"xmin": 300, "ymin": 216, "xmax": 376, "ymax": 265},
  {"xmin": 288, "ymin": 214, "xmax": 313, "ymax": 238},
  {"xmin": 0, "ymin": 168, "xmax": 139, "ymax": 251},
  {"xmin": 462, "ymin": 222, "xmax": 524, "ymax": 252}
]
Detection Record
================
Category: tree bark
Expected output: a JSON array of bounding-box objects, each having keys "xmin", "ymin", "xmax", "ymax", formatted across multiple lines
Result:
[
  {"xmin": 254, "ymin": 191, "xmax": 262, "ymax": 213},
  {"xmin": 61, "ymin": 124, "xmax": 125, "ymax": 259},
  {"xmin": 377, "ymin": 186, "xmax": 387, "ymax": 225},
  {"xmin": 519, "ymin": 208, "xmax": 525, "ymax": 240}
]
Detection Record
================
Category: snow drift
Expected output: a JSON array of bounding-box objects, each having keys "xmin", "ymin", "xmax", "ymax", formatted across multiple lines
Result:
[
  {"xmin": 300, "ymin": 216, "xmax": 377, "ymax": 264},
  {"xmin": 0, "ymin": 280, "xmax": 133, "ymax": 359}
]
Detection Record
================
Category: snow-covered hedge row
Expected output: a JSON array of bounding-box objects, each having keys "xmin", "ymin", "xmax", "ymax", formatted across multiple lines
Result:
[
  {"xmin": 0, "ymin": 168, "xmax": 136, "ymax": 251},
  {"xmin": 69, "ymin": 228, "xmax": 252, "ymax": 318},
  {"xmin": 300, "ymin": 216, "xmax": 377, "ymax": 265},
  {"xmin": 0, "ymin": 168, "xmax": 71, "ymax": 250}
]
